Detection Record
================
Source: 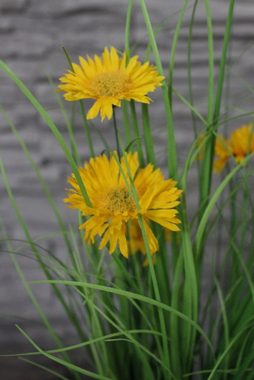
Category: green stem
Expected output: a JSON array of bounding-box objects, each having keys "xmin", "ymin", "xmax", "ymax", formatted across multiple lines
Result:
[
  {"xmin": 122, "ymin": 101, "xmax": 132, "ymax": 147},
  {"xmin": 79, "ymin": 101, "xmax": 95, "ymax": 157},
  {"xmin": 200, "ymin": 0, "xmax": 235, "ymax": 216},
  {"xmin": 195, "ymin": 156, "xmax": 248, "ymax": 258},
  {"xmin": 142, "ymin": 104, "xmax": 156, "ymax": 165},
  {"xmin": 130, "ymin": 101, "xmax": 145, "ymax": 165},
  {"xmin": 119, "ymin": 152, "xmax": 171, "ymax": 377},
  {"xmin": 167, "ymin": 0, "xmax": 190, "ymax": 105},
  {"xmin": 138, "ymin": 0, "xmax": 177, "ymax": 178},
  {"xmin": 125, "ymin": 0, "xmax": 134, "ymax": 58},
  {"xmin": 0, "ymin": 161, "xmax": 82, "ymax": 380},
  {"xmin": 187, "ymin": 0, "xmax": 199, "ymax": 138},
  {"xmin": 138, "ymin": 216, "xmax": 171, "ymax": 377},
  {"xmin": 199, "ymin": 0, "xmax": 215, "ymax": 212},
  {"xmin": 113, "ymin": 107, "xmax": 121, "ymax": 156}
]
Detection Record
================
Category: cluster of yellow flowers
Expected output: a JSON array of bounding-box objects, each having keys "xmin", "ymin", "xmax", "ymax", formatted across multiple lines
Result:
[
  {"xmin": 59, "ymin": 46, "xmax": 253, "ymax": 261},
  {"xmin": 59, "ymin": 47, "xmax": 181, "ymax": 261},
  {"xmin": 214, "ymin": 124, "xmax": 254, "ymax": 172}
]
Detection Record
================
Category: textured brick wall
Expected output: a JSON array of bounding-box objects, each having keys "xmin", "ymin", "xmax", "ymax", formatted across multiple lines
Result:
[{"xmin": 1, "ymin": 0, "xmax": 254, "ymax": 378}]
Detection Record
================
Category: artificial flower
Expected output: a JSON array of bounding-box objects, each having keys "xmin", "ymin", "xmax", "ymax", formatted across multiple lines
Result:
[
  {"xmin": 64, "ymin": 152, "xmax": 181, "ymax": 258},
  {"xmin": 214, "ymin": 124, "xmax": 254, "ymax": 172},
  {"xmin": 59, "ymin": 47, "xmax": 164, "ymax": 121}
]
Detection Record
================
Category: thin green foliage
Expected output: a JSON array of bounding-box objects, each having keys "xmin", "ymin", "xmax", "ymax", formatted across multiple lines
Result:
[{"xmin": 1, "ymin": 0, "xmax": 254, "ymax": 379}]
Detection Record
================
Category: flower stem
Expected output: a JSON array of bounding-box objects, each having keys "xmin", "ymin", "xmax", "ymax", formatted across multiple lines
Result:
[
  {"xmin": 113, "ymin": 107, "xmax": 121, "ymax": 156},
  {"xmin": 79, "ymin": 101, "xmax": 95, "ymax": 157},
  {"xmin": 142, "ymin": 104, "xmax": 156, "ymax": 165},
  {"xmin": 122, "ymin": 101, "xmax": 132, "ymax": 147},
  {"xmin": 130, "ymin": 101, "xmax": 145, "ymax": 165}
]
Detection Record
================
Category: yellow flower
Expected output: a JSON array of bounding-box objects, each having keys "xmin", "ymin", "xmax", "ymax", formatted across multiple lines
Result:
[
  {"xmin": 214, "ymin": 124, "xmax": 254, "ymax": 172},
  {"xmin": 214, "ymin": 135, "xmax": 231, "ymax": 172},
  {"xmin": 58, "ymin": 47, "xmax": 164, "ymax": 121},
  {"xmin": 228, "ymin": 124, "xmax": 254, "ymax": 162},
  {"xmin": 64, "ymin": 152, "xmax": 181, "ymax": 258}
]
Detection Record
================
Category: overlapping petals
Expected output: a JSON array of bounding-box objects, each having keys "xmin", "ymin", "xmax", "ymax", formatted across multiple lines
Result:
[
  {"xmin": 64, "ymin": 152, "xmax": 181, "ymax": 258},
  {"xmin": 59, "ymin": 47, "xmax": 164, "ymax": 121}
]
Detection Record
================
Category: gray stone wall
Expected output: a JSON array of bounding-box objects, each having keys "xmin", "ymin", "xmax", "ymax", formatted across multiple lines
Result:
[{"xmin": 0, "ymin": 0, "xmax": 254, "ymax": 378}]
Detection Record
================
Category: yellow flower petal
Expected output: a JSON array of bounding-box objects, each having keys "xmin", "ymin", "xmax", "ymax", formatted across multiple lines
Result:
[{"xmin": 87, "ymin": 99, "xmax": 102, "ymax": 120}]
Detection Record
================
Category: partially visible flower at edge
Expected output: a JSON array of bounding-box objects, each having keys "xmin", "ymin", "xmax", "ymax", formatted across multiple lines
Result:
[
  {"xmin": 214, "ymin": 124, "xmax": 254, "ymax": 172},
  {"xmin": 64, "ymin": 152, "xmax": 182, "ymax": 258},
  {"xmin": 58, "ymin": 46, "xmax": 164, "ymax": 121}
]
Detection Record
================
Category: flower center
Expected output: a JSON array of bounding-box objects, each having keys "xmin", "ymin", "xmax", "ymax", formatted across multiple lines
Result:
[
  {"xmin": 92, "ymin": 72, "xmax": 126, "ymax": 97},
  {"xmin": 105, "ymin": 188, "xmax": 135, "ymax": 214}
]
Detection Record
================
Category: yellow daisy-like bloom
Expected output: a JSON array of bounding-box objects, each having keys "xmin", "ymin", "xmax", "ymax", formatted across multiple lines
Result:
[
  {"xmin": 214, "ymin": 124, "xmax": 254, "ymax": 172},
  {"xmin": 58, "ymin": 47, "xmax": 164, "ymax": 121},
  {"xmin": 64, "ymin": 152, "xmax": 181, "ymax": 258}
]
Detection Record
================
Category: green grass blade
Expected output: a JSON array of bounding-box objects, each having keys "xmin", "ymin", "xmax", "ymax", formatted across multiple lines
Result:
[
  {"xmin": 31, "ymin": 279, "xmax": 214, "ymax": 353},
  {"xmin": 16, "ymin": 326, "xmax": 112, "ymax": 380},
  {"xmin": 0, "ymin": 60, "xmax": 91, "ymax": 206}
]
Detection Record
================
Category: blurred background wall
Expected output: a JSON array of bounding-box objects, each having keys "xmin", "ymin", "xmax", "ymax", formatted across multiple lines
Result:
[{"xmin": 0, "ymin": 0, "xmax": 254, "ymax": 378}]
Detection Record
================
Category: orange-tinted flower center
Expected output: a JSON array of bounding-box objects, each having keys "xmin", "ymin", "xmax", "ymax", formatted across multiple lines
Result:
[{"xmin": 91, "ymin": 71, "xmax": 127, "ymax": 97}]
